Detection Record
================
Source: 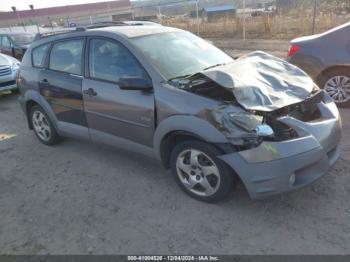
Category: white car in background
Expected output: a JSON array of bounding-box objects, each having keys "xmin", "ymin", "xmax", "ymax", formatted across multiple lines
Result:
[{"xmin": 0, "ymin": 53, "xmax": 20, "ymax": 93}]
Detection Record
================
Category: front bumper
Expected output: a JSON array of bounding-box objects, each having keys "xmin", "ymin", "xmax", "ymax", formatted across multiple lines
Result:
[
  {"xmin": 0, "ymin": 69, "xmax": 17, "ymax": 92},
  {"xmin": 218, "ymin": 92, "xmax": 341, "ymax": 200},
  {"xmin": 0, "ymin": 81, "xmax": 17, "ymax": 92}
]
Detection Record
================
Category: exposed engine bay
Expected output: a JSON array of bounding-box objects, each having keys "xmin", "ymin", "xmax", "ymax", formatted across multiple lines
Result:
[
  {"xmin": 170, "ymin": 52, "xmax": 324, "ymax": 149},
  {"xmin": 195, "ymin": 89, "xmax": 323, "ymax": 149}
]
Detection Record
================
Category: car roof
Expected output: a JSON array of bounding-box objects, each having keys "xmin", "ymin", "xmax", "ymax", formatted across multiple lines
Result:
[
  {"xmin": 0, "ymin": 32, "xmax": 35, "ymax": 36},
  {"xmin": 322, "ymin": 21, "xmax": 350, "ymax": 36},
  {"xmin": 123, "ymin": 21, "xmax": 161, "ymax": 26},
  {"xmin": 88, "ymin": 25, "xmax": 182, "ymax": 38},
  {"xmin": 30, "ymin": 25, "xmax": 184, "ymax": 47}
]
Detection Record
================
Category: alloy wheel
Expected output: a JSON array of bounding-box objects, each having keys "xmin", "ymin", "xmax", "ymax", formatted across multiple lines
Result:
[
  {"xmin": 32, "ymin": 111, "xmax": 51, "ymax": 142},
  {"xmin": 324, "ymin": 75, "xmax": 350, "ymax": 103},
  {"xmin": 175, "ymin": 149, "xmax": 220, "ymax": 197}
]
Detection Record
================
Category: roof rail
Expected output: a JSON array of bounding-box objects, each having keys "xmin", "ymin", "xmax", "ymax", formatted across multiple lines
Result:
[
  {"xmin": 83, "ymin": 21, "xmax": 127, "ymax": 29},
  {"xmin": 33, "ymin": 20, "xmax": 159, "ymax": 42},
  {"xmin": 80, "ymin": 20, "xmax": 161, "ymax": 29},
  {"xmin": 123, "ymin": 20, "xmax": 162, "ymax": 26},
  {"xmin": 33, "ymin": 27, "xmax": 85, "ymax": 41}
]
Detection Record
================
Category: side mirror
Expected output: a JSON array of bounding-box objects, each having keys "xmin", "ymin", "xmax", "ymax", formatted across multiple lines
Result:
[{"xmin": 118, "ymin": 76, "xmax": 153, "ymax": 91}]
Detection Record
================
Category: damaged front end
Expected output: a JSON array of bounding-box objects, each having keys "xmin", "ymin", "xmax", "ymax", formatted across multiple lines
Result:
[
  {"xmin": 196, "ymin": 87, "xmax": 341, "ymax": 199},
  {"xmin": 198, "ymin": 90, "xmax": 323, "ymax": 150},
  {"xmin": 169, "ymin": 52, "xmax": 341, "ymax": 199},
  {"xmin": 170, "ymin": 51, "xmax": 325, "ymax": 150}
]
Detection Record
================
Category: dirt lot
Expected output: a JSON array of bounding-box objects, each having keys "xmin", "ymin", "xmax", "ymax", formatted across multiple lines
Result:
[{"xmin": 0, "ymin": 41, "xmax": 350, "ymax": 255}]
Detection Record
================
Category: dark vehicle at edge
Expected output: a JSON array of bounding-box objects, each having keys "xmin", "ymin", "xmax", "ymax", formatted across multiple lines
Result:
[
  {"xmin": 287, "ymin": 22, "xmax": 350, "ymax": 107},
  {"xmin": 0, "ymin": 33, "xmax": 35, "ymax": 60}
]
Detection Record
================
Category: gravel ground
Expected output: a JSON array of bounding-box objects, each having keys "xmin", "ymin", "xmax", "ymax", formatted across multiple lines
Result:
[{"xmin": 0, "ymin": 40, "xmax": 349, "ymax": 255}]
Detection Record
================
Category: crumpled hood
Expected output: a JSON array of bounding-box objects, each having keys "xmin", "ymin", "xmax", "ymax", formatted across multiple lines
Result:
[{"xmin": 201, "ymin": 51, "xmax": 314, "ymax": 111}]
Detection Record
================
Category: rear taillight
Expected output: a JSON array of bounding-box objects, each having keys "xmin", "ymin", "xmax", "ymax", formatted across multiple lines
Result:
[{"xmin": 288, "ymin": 44, "xmax": 300, "ymax": 57}]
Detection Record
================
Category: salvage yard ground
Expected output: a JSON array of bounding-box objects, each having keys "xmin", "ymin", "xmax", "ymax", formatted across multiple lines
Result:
[{"xmin": 0, "ymin": 40, "xmax": 349, "ymax": 255}]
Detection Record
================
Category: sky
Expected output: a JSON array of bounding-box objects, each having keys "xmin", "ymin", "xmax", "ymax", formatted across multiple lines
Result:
[{"xmin": 0, "ymin": 0, "xmax": 133, "ymax": 12}]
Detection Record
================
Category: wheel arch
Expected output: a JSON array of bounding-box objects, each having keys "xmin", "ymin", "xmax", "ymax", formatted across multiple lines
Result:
[
  {"xmin": 316, "ymin": 65, "xmax": 350, "ymax": 86},
  {"xmin": 23, "ymin": 90, "xmax": 58, "ymax": 130},
  {"xmin": 153, "ymin": 115, "xmax": 229, "ymax": 167},
  {"xmin": 25, "ymin": 100, "xmax": 38, "ymax": 129},
  {"xmin": 159, "ymin": 130, "xmax": 204, "ymax": 168}
]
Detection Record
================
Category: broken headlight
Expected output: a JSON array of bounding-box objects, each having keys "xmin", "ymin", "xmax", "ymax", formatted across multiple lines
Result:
[
  {"xmin": 228, "ymin": 112, "xmax": 263, "ymax": 132},
  {"xmin": 255, "ymin": 124, "xmax": 274, "ymax": 137},
  {"xmin": 227, "ymin": 112, "xmax": 274, "ymax": 148}
]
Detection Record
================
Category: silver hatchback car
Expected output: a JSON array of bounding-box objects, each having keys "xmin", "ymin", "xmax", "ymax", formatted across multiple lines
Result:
[
  {"xmin": 18, "ymin": 24, "xmax": 341, "ymax": 202},
  {"xmin": 0, "ymin": 53, "xmax": 20, "ymax": 93}
]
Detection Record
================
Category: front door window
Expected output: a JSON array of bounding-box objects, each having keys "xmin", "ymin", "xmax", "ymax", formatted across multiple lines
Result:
[{"xmin": 88, "ymin": 38, "xmax": 146, "ymax": 83}]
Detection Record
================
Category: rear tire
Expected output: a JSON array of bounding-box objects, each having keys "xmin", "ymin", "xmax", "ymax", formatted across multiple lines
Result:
[
  {"xmin": 318, "ymin": 68, "xmax": 350, "ymax": 107},
  {"xmin": 170, "ymin": 140, "xmax": 235, "ymax": 202},
  {"xmin": 29, "ymin": 105, "xmax": 61, "ymax": 145}
]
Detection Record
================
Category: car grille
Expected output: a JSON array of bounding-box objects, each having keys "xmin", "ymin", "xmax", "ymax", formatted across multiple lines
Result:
[
  {"xmin": 0, "ymin": 80, "xmax": 15, "ymax": 87},
  {"xmin": 0, "ymin": 66, "xmax": 11, "ymax": 76}
]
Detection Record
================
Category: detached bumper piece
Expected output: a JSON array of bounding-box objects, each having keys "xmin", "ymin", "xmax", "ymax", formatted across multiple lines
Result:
[{"xmin": 219, "ymin": 92, "xmax": 341, "ymax": 200}]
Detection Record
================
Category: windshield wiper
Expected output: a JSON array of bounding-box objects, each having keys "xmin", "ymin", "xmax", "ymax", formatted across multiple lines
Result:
[
  {"xmin": 168, "ymin": 74, "xmax": 192, "ymax": 82},
  {"xmin": 203, "ymin": 63, "xmax": 227, "ymax": 71}
]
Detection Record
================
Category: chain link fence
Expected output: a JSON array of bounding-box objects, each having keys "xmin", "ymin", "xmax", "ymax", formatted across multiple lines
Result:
[{"xmin": 1, "ymin": 0, "xmax": 350, "ymax": 40}]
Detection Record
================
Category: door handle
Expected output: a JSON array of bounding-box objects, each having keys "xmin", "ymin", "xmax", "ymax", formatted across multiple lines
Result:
[
  {"xmin": 83, "ymin": 88, "xmax": 97, "ymax": 97},
  {"xmin": 39, "ymin": 79, "xmax": 49, "ymax": 86}
]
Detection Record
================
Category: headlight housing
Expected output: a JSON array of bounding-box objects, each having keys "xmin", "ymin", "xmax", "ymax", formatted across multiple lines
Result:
[
  {"xmin": 228, "ymin": 112, "xmax": 263, "ymax": 132},
  {"xmin": 255, "ymin": 124, "xmax": 274, "ymax": 137},
  {"xmin": 227, "ymin": 112, "xmax": 274, "ymax": 148},
  {"xmin": 228, "ymin": 112, "xmax": 274, "ymax": 137},
  {"xmin": 11, "ymin": 62, "xmax": 20, "ymax": 71}
]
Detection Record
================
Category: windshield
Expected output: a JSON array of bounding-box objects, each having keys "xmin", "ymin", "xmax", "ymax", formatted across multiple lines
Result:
[
  {"xmin": 10, "ymin": 34, "xmax": 35, "ymax": 45},
  {"xmin": 131, "ymin": 31, "xmax": 234, "ymax": 80}
]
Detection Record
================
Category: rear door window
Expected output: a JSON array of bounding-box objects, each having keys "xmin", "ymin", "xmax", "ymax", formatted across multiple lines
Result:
[
  {"xmin": 2, "ymin": 36, "xmax": 12, "ymax": 48},
  {"xmin": 32, "ymin": 43, "xmax": 50, "ymax": 68},
  {"xmin": 49, "ymin": 39, "xmax": 84, "ymax": 75}
]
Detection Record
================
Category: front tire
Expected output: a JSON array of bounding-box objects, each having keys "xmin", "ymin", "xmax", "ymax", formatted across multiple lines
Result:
[
  {"xmin": 318, "ymin": 68, "xmax": 350, "ymax": 107},
  {"xmin": 30, "ymin": 105, "xmax": 61, "ymax": 145},
  {"xmin": 170, "ymin": 140, "xmax": 234, "ymax": 202}
]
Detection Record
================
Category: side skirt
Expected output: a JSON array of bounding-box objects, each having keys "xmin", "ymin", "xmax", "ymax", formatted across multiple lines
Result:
[{"xmin": 89, "ymin": 129, "xmax": 155, "ymax": 159}]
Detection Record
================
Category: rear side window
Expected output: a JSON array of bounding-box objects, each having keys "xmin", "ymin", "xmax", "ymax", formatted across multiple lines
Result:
[
  {"xmin": 2, "ymin": 36, "xmax": 12, "ymax": 48},
  {"xmin": 49, "ymin": 39, "xmax": 84, "ymax": 75},
  {"xmin": 88, "ymin": 38, "xmax": 145, "ymax": 83},
  {"xmin": 32, "ymin": 44, "xmax": 49, "ymax": 67}
]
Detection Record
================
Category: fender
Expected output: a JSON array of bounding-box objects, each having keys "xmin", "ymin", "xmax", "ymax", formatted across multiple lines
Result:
[
  {"xmin": 23, "ymin": 90, "xmax": 59, "ymax": 131},
  {"xmin": 153, "ymin": 115, "xmax": 229, "ymax": 160},
  {"xmin": 289, "ymin": 54, "xmax": 324, "ymax": 80}
]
